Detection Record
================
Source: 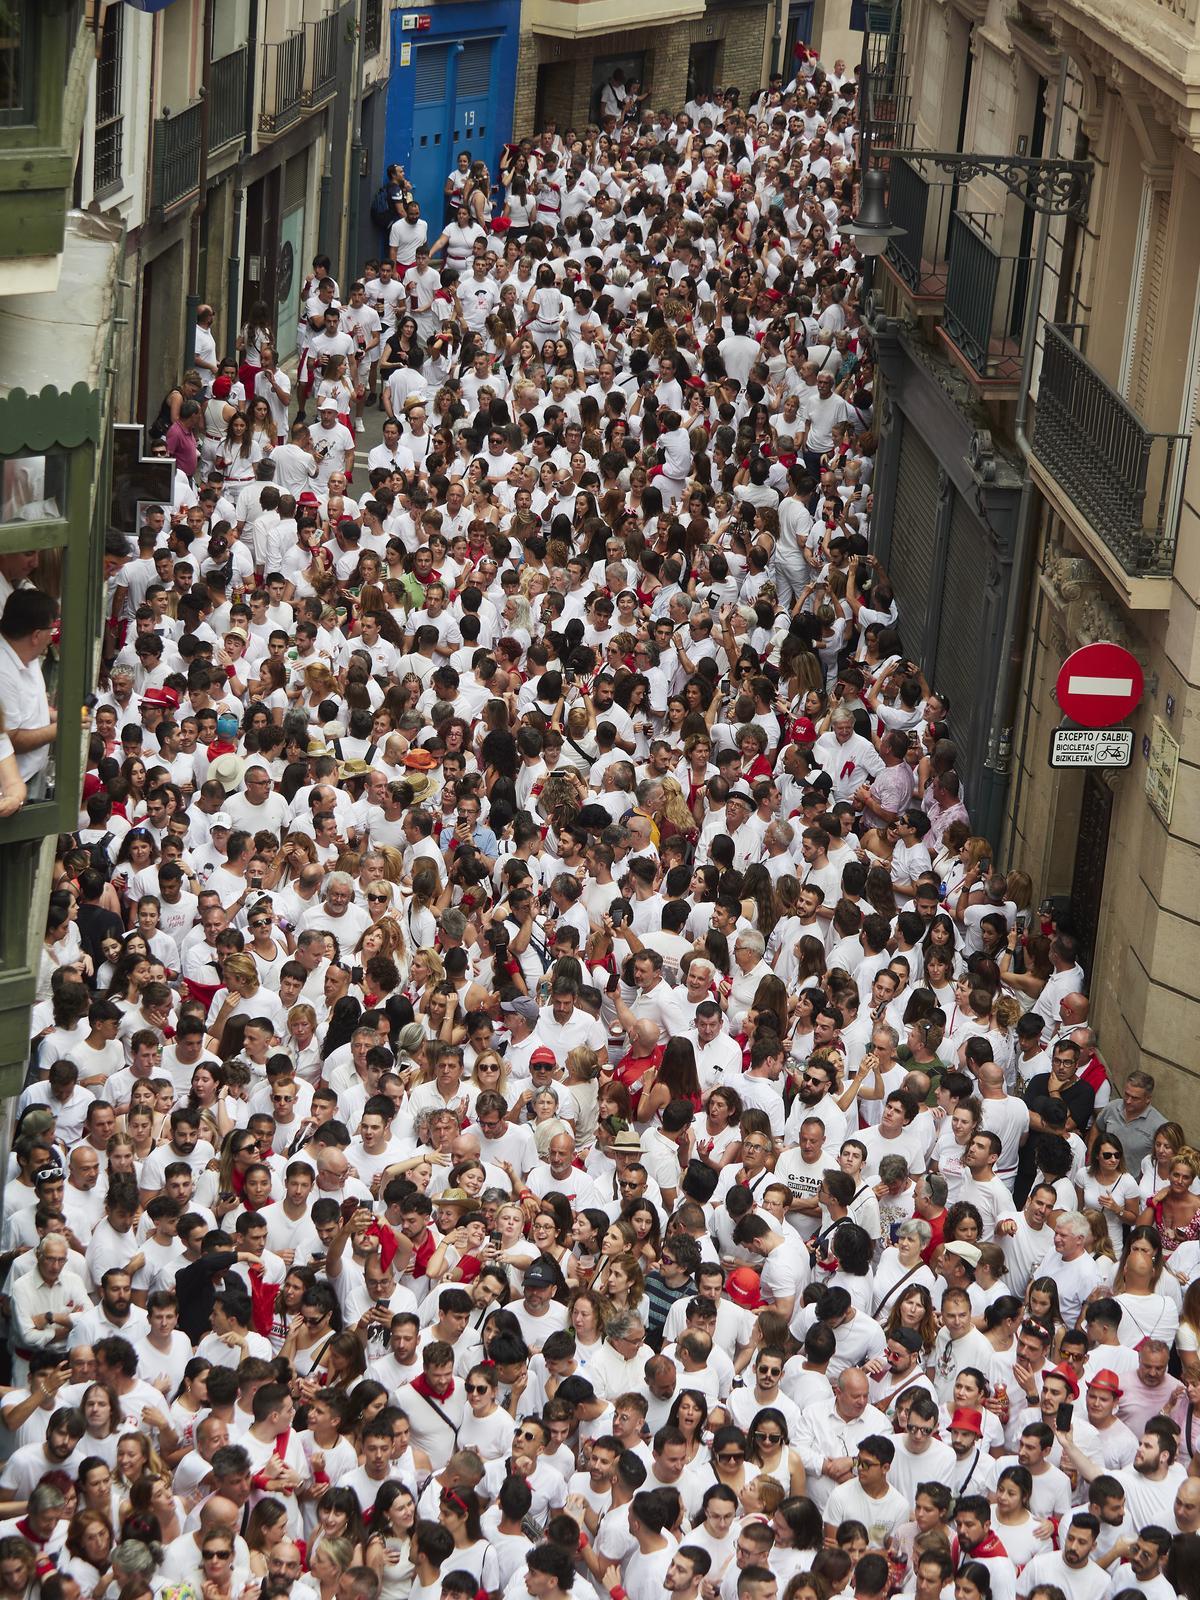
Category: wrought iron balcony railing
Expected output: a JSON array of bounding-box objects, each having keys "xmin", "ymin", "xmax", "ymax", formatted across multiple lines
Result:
[
  {"xmin": 866, "ymin": 9, "xmax": 913, "ymax": 153},
  {"xmin": 210, "ymin": 46, "xmax": 248, "ymax": 152},
  {"xmin": 260, "ymin": 32, "xmax": 306, "ymax": 134},
  {"xmin": 362, "ymin": 0, "xmax": 383, "ymax": 55},
  {"xmin": 150, "ymin": 49, "xmax": 246, "ymax": 213},
  {"xmin": 1034, "ymin": 322, "xmax": 1191, "ymax": 578},
  {"xmin": 304, "ymin": 14, "xmax": 339, "ymax": 108},
  {"xmin": 151, "ymin": 101, "xmax": 201, "ymax": 211},
  {"xmin": 883, "ymin": 154, "xmax": 956, "ymax": 300},
  {"xmin": 939, "ymin": 210, "xmax": 1030, "ymax": 385}
]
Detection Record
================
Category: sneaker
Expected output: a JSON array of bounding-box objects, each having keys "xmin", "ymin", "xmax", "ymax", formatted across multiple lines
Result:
[{"xmin": 355, "ymin": 419, "xmax": 365, "ymax": 433}]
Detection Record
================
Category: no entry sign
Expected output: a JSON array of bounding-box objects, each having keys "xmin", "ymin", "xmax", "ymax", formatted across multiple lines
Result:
[{"xmin": 1055, "ymin": 642, "xmax": 1144, "ymax": 729}]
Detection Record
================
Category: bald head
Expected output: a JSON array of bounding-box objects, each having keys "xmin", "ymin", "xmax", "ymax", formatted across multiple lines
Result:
[
  {"xmin": 977, "ymin": 1062, "xmax": 1004, "ymax": 1094},
  {"xmin": 199, "ymin": 1495, "xmax": 240, "ymax": 1531},
  {"xmin": 630, "ymin": 1018, "xmax": 659, "ymax": 1052},
  {"xmin": 1060, "ymin": 992, "xmax": 1089, "ymax": 1025},
  {"xmin": 1175, "ymin": 1478, "xmax": 1200, "ymax": 1533}
]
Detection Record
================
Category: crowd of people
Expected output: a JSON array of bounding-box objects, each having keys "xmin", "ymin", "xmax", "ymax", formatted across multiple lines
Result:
[{"xmin": 0, "ymin": 38, "xmax": 1195, "ymax": 1600}]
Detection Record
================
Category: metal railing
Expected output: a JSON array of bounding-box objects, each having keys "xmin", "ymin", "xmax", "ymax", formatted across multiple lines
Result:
[
  {"xmin": 884, "ymin": 155, "xmax": 955, "ymax": 299},
  {"xmin": 867, "ymin": 14, "xmax": 913, "ymax": 153},
  {"xmin": 304, "ymin": 13, "xmax": 339, "ymax": 107},
  {"xmin": 363, "ymin": 0, "xmax": 383, "ymax": 55},
  {"xmin": 151, "ymin": 100, "xmax": 201, "ymax": 211},
  {"xmin": 259, "ymin": 31, "xmax": 306, "ymax": 134},
  {"xmin": 941, "ymin": 210, "xmax": 1029, "ymax": 383},
  {"xmin": 93, "ymin": 117, "xmax": 123, "ymax": 190},
  {"xmin": 1034, "ymin": 322, "xmax": 1191, "ymax": 578},
  {"xmin": 210, "ymin": 46, "xmax": 247, "ymax": 151}
]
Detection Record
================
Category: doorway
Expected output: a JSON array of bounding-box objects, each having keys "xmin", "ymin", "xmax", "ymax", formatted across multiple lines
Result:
[{"xmin": 1069, "ymin": 773, "xmax": 1112, "ymax": 976}]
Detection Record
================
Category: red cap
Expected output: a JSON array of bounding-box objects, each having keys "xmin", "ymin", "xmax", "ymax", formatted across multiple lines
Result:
[
  {"xmin": 1047, "ymin": 1363, "xmax": 1080, "ymax": 1401},
  {"xmin": 530, "ymin": 1046, "xmax": 558, "ymax": 1067},
  {"xmin": 725, "ymin": 1266, "xmax": 763, "ymax": 1309},
  {"xmin": 1087, "ymin": 1368, "xmax": 1123, "ymax": 1398},
  {"xmin": 949, "ymin": 1407, "xmax": 983, "ymax": 1436},
  {"xmin": 298, "ymin": 491, "xmax": 321, "ymax": 507},
  {"xmin": 213, "ymin": 376, "xmax": 232, "ymax": 398}
]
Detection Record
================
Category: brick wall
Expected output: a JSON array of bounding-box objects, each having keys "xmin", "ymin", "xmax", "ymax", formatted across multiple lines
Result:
[{"xmin": 513, "ymin": 4, "xmax": 770, "ymax": 136}]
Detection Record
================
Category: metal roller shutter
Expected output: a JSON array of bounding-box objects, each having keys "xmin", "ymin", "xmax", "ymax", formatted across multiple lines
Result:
[
  {"xmin": 886, "ymin": 415, "xmax": 940, "ymax": 668},
  {"xmin": 933, "ymin": 491, "xmax": 987, "ymax": 765}
]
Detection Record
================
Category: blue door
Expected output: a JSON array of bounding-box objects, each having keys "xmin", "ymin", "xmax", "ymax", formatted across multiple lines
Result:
[
  {"xmin": 450, "ymin": 38, "xmax": 495, "ymax": 203},
  {"xmin": 410, "ymin": 43, "xmax": 451, "ymax": 225}
]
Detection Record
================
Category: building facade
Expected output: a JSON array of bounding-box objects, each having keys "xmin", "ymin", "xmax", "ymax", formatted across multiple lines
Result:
[
  {"xmin": 511, "ymin": 0, "xmax": 772, "ymax": 139},
  {"xmin": 869, "ymin": 0, "xmax": 1200, "ymax": 1117},
  {"xmin": 0, "ymin": 4, "xmax": 122, "ymax": 1101},
  {"xmin": 78, "ymin": 0, "xmax": 394, "ymax": 425}
]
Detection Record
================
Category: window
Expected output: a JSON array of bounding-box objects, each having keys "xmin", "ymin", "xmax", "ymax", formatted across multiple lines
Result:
[
  {"xmin": 93, "ymin": 0, "xmax": 124, "ymax": 190},
  {"xmin": 0, "ymin": 0, "xmax": 34, "ymax": 126}
]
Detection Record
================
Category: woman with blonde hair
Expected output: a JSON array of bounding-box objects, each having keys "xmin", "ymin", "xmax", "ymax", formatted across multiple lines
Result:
[
  {"xmin": 207, "ymin": 952, "xmax": 285, "ymax": 1050},
  {"xmin": 656, "ymin": 776, "xmax": 698, "ymax": 846},
  {"xmin": 405, "ymin": 945, "xmax": 445, "ymax": 1007},
  {"xmin": 466, "ymin": 1048, "xmax": 510, "ymax": 1107},
  {"xmin": 563, "ymin": 1045, "xmax": 601, "ymax": 1149},
  {"xmin": 942, "ymin": 835, "xmax": 994, "ymax": 904}
]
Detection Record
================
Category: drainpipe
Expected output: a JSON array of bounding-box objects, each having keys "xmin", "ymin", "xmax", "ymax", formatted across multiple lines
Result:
[
  {"xmin": 345, "ymin": 0, "xmax": 366, "ymax": 289},
  {"xmin": 226, "ymin": 0, "xmax": 259, "ymax": 361},
  {"xmin": 184, "ymin": 0, "xmax": 216, "ymax": 372},
  {"xmin": 976, "ymin": 56, "xmax": 1069, "ymax": 856}
]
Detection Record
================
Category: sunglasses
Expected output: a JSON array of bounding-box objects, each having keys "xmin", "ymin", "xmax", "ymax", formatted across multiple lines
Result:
[
  {"xmin": 249, "ymin": 919, "xmax": 270, "ymax": 929},
  {"xmin": 753, "ymin": 1430, "xmax": 782, "ymax": 1443},
  {"xmin": 466, "ymin": 1383, "xmax": 491, "ymax": 1394},
  {"xmin": 716, "ymin": 1450, "xmax": 744, "ymax": 1462},
  {"xmin": 907, "ymin": 1423, "xmax": 935, "ymax": 1436},
  {"xmin": 203, "ymin": 1551, "xmax": 233, "ymax": 1560},
  {"xmin": 367, "ymin": 893, "xmax": 390, "ymax": 902}
]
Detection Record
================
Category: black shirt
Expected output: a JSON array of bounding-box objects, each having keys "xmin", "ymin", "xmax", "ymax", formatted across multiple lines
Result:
[{"xmin": 1026, "ymin": 1070, "xmax": 1096, "ymax": 1134}]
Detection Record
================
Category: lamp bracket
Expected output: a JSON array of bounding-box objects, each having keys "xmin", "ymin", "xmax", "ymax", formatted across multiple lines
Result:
[{"xmin": 875, "ymin": 148, "xmax": 1092, "ymax": 221}]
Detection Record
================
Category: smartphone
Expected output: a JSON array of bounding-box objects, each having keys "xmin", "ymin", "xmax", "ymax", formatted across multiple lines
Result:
[
  {"xmin": 489, "ymin": 1230, "xmax": 502, "ymax": 1248},
  {"xmin": 1056, "ymin": 1402, "xmax": 1073, "ymax": 1432}
]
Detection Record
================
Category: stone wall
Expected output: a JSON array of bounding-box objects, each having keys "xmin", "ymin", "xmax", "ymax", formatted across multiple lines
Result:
[{"xmin": 513, "ymin": 5, "xmax": 770, "ymax": 137}]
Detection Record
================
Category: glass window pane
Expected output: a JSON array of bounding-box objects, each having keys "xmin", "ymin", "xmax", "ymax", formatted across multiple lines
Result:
[{"xmin": 0, "ymin": 453, "xmax": 66, "ymax": 525}]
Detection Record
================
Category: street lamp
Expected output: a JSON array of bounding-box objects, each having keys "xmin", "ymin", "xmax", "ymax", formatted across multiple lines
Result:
[{"xmin": 847, "ymin": 168, "xmax": 905, "ymax": 257}]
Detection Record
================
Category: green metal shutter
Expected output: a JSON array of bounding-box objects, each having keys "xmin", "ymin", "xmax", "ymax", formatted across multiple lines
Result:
[
  {"xmin": 933, "ymin": 491, "xmax": 987, "ymax": 764},
  {"xmin": 887, "ymin": 414, "xmax": 940, "ymax": 667}
]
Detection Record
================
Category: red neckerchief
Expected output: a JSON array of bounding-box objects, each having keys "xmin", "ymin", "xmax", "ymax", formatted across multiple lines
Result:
[
  {"xmin": 365, "ymin": 1217, "xmax": 398, "ymax": 1272},
  {"xmin": 410, "ymin": 1371, "xmax": 456, "ymax": 1403},
  {"xmin": 967, "ymin": 1530, "xmax": 1009, "ymax": 1561},
  {"xmin": 246, "ymin": 1261, "xmax": 277, "ymax": 1337}
]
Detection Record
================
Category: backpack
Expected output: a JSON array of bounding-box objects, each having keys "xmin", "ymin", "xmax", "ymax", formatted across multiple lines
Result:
[
  {"xmin": 76, "ymin": 830, "xmax": 114, "ymax": 880},
  {"xmin": 370, "ymin": 184, "xmax": 394, "ymax": 232}
]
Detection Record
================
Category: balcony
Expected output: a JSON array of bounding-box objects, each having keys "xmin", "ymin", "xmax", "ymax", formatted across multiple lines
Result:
[
  {"xmin": 866, "ymin": 10, "xmax": 912, "ymax": 152},
  {"xmin": 259, "ymin": 32, "xmax": 306, "ymax": 136},
  {"xmin": 303, "ymin": 14, "xmax": 339, "ymax": 108},
  {"xmin": 526, "ymin": 0, "xmax": 704, "ymax": 39},
  {"xmin": 363, "ymin": 0, "xmax": 383, "ymax": 56},
  {"xmin": 150, "ymin": 50, "xmax": 247, "ymax": 215},
  {"xmin": 151, "ymin": 101, "xmax": 201, "ymax": 212},
  {"xmin": 938, "ymin": 210, "xmax": 1030, "ymax": 393},
  {"xmin": 210, "ymin": 46, "xmax": 248, "ymax": 152},
  {"xmin": 1031, "ymin": 322, "xmax": 1190, "ymax": 606},
  {"xmin": 881, "ymin": 155, "xmax": 955, "ymax": 305}
]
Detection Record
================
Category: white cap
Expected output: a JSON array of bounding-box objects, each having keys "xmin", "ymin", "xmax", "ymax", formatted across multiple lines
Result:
[{"xmin": 210, "ymin": 812, "xmax": 233, "ymax": 829}]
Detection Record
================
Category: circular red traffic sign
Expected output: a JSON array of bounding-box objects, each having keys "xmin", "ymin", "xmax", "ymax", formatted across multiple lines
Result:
[{"xmin": 1055, "ymin": 642, "xmax": 1144, "ymax": 729}]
